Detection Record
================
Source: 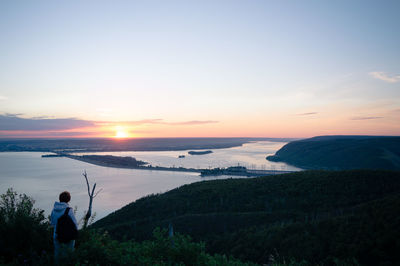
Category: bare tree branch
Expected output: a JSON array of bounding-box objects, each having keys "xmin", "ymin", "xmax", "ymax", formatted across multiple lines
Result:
[
  {"xmin": 93, "ymin": 188, "xmax": 103, "ymax": 198},
  {"xmin": 82, "ymin": 171, "xmax": 101, "ymax": 229},
  {"xmin": 82, "ymin": 170, "xmax": 91, "ymax": 197}
]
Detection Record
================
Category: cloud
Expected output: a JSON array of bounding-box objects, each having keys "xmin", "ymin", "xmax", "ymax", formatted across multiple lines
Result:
[
  {"xmin": 296, "ymin": 112, "xmax": 318, "ymax": 116},
  {"xmin": 31, "ymin": 115, "xmax": 56, "ymax": 119},
  {"xmin": 95, "ymin": 119, "xmax": 163, "ymax": 126},
  {"xmin": 0, "ymin": 114, "xmax": 96, "ymax": 131},
  {"xmin": 130, "ymin": 119, "xmax": 165, "ymax": 125},
  {"xmin": 0, "ymin": 95, "xmax": 8, "ymax": 100},
  {"xmin": 98, "ymin": 119, "xmax": 218, "ymax": 126},
  {"xmin": 162, "ymin": 120, "xmax": 218, "ymax": 126},
  {"xmin": 4, "ymin": 113, "xmax": 23, "ymax": 117},
  {"xmin": 0, "ymin": 114, "xmax": 219, "ymax": 133},
  {"xmin": 369, "ymin": 71, "xmax": 400, "ymax": 83},
  {"xmin": 0, "ymin": 131, "xmax": 100, "ymax": 138},
  {"xmin": 350, "ymin": 116, "xmax": 384, "ymax": 120}
]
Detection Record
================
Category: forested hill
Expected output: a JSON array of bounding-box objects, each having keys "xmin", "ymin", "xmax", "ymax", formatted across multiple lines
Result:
[
  {"xmin": 93, "ymin": 170, "xmax": 400, "ymax": 265},
  {"xmin": 266, "ymin": 135, "xmax": 400, "ymax": 170}
]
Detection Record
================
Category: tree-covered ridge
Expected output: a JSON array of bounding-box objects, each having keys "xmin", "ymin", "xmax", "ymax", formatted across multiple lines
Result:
[
  {"xmin": 213, "ymin": 193, "xmax": 400, "ymax": 265},
  {"xmin": 266, "ymin": 135, "xmax": 400, "ymax": 170},
  {"xmin": 93, "ymin": 170, "xmax": 400, "ymax": 265}
]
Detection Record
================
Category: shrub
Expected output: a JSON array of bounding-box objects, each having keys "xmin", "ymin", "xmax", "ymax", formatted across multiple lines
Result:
[
  {"xmin": 0, "ymin": 188, "xmax": 52, "ymax": 264},
  {"xmin": 67, "ymin": 228, "xmax": 255, "ymax": 265}
]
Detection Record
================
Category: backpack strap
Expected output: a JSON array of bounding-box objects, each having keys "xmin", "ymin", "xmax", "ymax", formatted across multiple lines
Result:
[{"xmin": 63, "ymin": 207, "xmax": 70, "ymax": 217}]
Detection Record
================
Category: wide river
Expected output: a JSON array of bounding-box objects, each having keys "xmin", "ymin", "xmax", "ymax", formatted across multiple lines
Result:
[{"xmin": 0, "ymin": 141, "xmax": 299, "ymax": 224}]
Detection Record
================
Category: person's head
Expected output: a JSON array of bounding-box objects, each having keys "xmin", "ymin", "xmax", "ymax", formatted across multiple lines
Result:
[{"xmin": 59, "ymin": 191, "xmax": 71, "ymax": 203}]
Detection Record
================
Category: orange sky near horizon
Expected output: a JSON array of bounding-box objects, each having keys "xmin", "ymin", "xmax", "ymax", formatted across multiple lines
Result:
[{"xmin": 1, "ymin": 110, "xmax": 398, "ymax": 139}]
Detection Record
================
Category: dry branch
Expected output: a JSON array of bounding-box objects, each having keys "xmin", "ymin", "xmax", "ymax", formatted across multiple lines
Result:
[{"xmin": 82, "ymin": 170, "xmax": 101, "ymax": 229}]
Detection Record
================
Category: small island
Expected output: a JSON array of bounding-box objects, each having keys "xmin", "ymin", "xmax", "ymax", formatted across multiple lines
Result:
[
  {"xmin": 201, "ymin": 166, "xmax": 248, "ymax": 176},
  {"xmin": 188, "ymin": 150, "xmax": 213, "ymax": 155},
  {"xmin": 41, "ymin": 153, "xmax": 67, "ymax": 158},
  {"xmin": 73, "ymin": 155, "xmax": 148, "ymax": 168},
  {"xmin": 43, "ymin": 153, "xmax": 205, "ymax": 173},
  {"xmin": 200, "ymin": 166, "xmax": 294, "ymax": 177}
]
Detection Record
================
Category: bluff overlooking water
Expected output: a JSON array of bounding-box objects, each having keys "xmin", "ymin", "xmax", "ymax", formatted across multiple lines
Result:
[{"xmin": 267, "ymin": 135, "xmax": 400, "ymax": 170}]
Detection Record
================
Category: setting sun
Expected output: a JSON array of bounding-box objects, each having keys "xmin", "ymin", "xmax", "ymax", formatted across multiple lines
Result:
[
  {"xmin": 115, "ymin": 131, "xmax": 128, "ymax": 138},
  {"xmin": 114, "ymin": 126, "xmax": 130, "ymax": 138}
]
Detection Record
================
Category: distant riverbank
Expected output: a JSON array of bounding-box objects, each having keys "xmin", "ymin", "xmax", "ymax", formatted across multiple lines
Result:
[{"xmin": 0, "ymin": 137, "xmax": 296, "ymax": 153}]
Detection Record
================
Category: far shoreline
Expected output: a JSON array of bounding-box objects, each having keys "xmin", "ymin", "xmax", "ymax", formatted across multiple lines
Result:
[{"xmin": 0, "ymin": 137, "xmax": 296, "ymax": 153}]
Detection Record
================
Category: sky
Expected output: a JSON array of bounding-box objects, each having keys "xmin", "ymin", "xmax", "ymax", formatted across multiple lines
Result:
[{"xmin": 0, "ymin": 0, "xmax": 399, "ymax": 138}]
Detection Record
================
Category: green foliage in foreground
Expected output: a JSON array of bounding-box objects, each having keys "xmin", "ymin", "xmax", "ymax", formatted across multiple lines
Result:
[
  {"xmin": 0, "ymin": 188, "xmax": 52, "ymax": 263},
  {"xmin": 0, "ymin": 188, "xmax": 256, "ymax": 265},
  {"xmin": 72, "ymin": 230, "xmax": 358, "ymax": 266},
  {"xmin": 68, "ymin": 229, "xmax": 256, "ymax": 266}
]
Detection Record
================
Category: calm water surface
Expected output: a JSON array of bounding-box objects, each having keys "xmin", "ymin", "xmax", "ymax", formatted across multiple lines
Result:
[
  {"xmin": 74, "ymin": 141, "xmax": 300, "ymax": 170},
  {"xmin": 0, "ymin": 141, "xmax": 299, "ymax": 223}
]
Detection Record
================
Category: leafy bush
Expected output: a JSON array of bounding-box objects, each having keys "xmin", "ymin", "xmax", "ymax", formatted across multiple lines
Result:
[
  {"xmin": 66, "ymin": 228, "xmax": 255, "ymax": 265},
  {"xmin": 0, "ymin": 188, "xmax": 53, "ymax": 264}
]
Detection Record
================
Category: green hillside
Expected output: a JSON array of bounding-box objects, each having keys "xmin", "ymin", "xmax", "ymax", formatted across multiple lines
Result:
[
  {"xmin": 266, "ymin": 136, "xmax": 400, "ymax": 170},
  {"xmin": 93, "ymin": 170, "xmax": 400, "ymax": 265}
]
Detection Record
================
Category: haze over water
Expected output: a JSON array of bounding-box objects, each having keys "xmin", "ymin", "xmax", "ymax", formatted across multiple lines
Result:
[
  {"xmin": 73, "ymin": 141, "xmax": 300, "ymax": 170},
  {"xmin": 0, "ymin": 141, "xmax": 297, "ymax": 222}
]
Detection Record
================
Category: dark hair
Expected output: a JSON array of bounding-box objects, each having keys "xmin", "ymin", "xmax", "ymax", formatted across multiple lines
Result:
[{"xmin": 59, "ymin": 191, "xmax": 71, "ymax": 203}]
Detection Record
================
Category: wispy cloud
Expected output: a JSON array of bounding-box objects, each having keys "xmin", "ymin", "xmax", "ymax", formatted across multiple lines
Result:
[
  {"xmin": 350, "ymin": 116, "xmax": 384, "ymax": 120},
  {"xmin": 129, "ymin": 119, "xmax": 164, "ymax": 125},
  {"xmin": 97, "ymin": 119, "xmax": 218, "ymax": 126},
  {"xmin": 95, "ymin": 108, "xmax": 114, "ymax": 117},
  {"xmin": 95, "ymin": 119, "xmax": 163, "ymax": 126},
  {"xmin": 0, "ymin": 114, "xmax": 219, "ymax": 132},
  {"xmin": 296, "ymin": 112, "xmax": 318, "ymax": 116},
  {"xmin": 0, "ymin": 131, "xmax": 101, "ymax": 138},
  {"xmin": 369, "ymin": 71, "xmax": 400, "ymax": 83},
  {"xmin": 31, "ymin": 115, "xmax": 56, "ymax": 119},
  {"xmin": 0, "ymin": 95, "xmax": 8, "ymax": 100},
  {"xmin": 0, "ymin": 114, "xmax": 95, "ymax": 131},
  {"xmin": 162, "ymin": 120, "xmax": 218, "ymax": 126}
]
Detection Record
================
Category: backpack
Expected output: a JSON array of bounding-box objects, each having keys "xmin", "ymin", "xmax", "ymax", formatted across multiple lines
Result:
[{"xmin": 56, "ymin": 207, "xmax": 78, "ymax": 243}]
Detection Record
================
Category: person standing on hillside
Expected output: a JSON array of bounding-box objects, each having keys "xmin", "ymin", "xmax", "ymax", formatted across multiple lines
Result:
[{"xmin": 50, "ymin": 191, "xmax": 78, "ymax": 263}]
